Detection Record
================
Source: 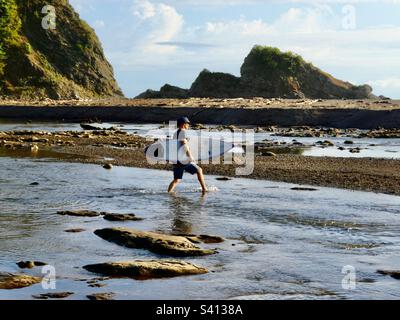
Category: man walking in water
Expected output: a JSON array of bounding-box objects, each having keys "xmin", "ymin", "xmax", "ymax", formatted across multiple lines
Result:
[{"xmin": 168, "ymin": 117, "xmax": 207, "ymax": 194}]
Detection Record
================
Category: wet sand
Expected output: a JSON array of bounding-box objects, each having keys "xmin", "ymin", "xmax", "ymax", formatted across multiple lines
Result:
[
  {"xmin": 1, "ymin": 130, "xmax": 399, "ymax": 196},
  {"xmin": 1, "ymin": 98, "xmax": 400, "ymax": 129}
]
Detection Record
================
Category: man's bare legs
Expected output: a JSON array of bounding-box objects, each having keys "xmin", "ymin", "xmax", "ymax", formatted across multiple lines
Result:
[
  {"xmin": 168, "ymin": 179, "xmax": 181, "ymax": 193},
  {"xmin": 197, "ymin": 167, "xmax": 207, "ymax": 193},
  {"xmin": 168, "ymin": 168, "xmax": 207, "ymax": 193}
]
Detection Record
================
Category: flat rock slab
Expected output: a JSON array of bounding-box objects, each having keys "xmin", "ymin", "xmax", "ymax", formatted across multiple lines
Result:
[
  {"xmin": 103, "ymin": 213, "xmax": 143, "ymax": 222},
  {"xmin": 87, "ymin": 292, "xmax": 115, "ymax": 300},
  {"xmin": 32, "ymin": 292, "xmax": 74, "ymax": 299},
  {"xmin": 83, "ymin": 260, "xmax": 208, "ymax": 280},
  {"xmin": 174, "ymin": 234, "xmax": 225, "ymax": 244},
  {"xmin": 0, "ymin": 273, "xmax": 41, "ymax": 289},
  {"xmin": 377, "ymin": 270, "xmax": 400, "ymax": 280},
  {"xmin": 94, "ymin": 228, "xmax": 216, "ymax": 256},
  {"xmin": 57, "ymin": 210, "xmax": 102, "ymax": 217}
]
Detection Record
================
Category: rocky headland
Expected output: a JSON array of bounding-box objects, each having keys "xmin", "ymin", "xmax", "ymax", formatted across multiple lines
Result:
[{"xmin": 137, "ymin": 46, "xmax": 376, "ymax": 100}]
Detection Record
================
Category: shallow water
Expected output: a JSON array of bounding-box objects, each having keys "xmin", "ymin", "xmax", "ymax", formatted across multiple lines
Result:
[
  {"xmin": 1, "ymin": 120, "xmax": 400, "ymax": 159},
  {"xmin": 0, "ymin": 153, "xmax": 400, "ymax": 300}
]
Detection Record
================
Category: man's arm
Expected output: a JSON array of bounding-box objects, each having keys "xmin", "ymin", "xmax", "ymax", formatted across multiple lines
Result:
[{"xmin": 182, "ymin": 139, "xmax": 195, "ymax": 163}]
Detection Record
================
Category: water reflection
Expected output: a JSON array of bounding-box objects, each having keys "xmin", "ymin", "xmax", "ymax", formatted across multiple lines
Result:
[{"xmin": 168, "ymin": 193, "xmax": 207, "ymax": 235}]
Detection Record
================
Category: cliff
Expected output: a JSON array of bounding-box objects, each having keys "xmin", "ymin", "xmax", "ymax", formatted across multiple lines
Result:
[{"xmin": 0, "ymin": 0, "xmax": 123, "ymax": 99}]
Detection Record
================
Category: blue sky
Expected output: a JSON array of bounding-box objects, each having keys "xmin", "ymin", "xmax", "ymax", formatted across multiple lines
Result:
[{"xmin": 69, "ymin": 0, "xmax": 400, "ymax": 98}]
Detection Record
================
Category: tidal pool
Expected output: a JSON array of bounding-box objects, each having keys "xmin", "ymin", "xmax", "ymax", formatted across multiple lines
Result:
[{"xmin": 0, "ymin": 155, "xmax": 399, "ymax": 300}]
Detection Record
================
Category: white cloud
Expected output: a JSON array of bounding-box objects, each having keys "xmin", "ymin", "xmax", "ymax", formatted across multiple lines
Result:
[
  {"xmin": 132, "ymin": 0, "xmax": 157, "ymax": 19},
  {"xmin": 131, "ymin": 0, "xmax": 184, "ymax": 53},
  {"xmin": 168, "ymin": 0, "xmax": 400, "ymax": 6},
  {"xmin": 368, "ymin": 77, "xmax": 400, "ymax": 89}
]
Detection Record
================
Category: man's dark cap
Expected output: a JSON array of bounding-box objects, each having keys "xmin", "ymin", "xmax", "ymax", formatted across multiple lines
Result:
[{"xmin": 177, "ymin": 116, "xmax": 190, "ymax": 126}]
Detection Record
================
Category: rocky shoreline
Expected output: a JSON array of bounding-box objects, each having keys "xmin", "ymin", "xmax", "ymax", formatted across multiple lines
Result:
[
  {"xmin": 1, "ymin": 98, "xmax": 400, "ymax": 129},
  {"xmin": 1, "ymin": 128, "xmax": 399, "ymax": 196}
]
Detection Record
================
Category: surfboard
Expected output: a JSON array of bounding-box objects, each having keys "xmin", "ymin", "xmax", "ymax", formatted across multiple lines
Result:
[{"xmin": 145, "ymin": 136, "xmax": 238, "ymax": 164}]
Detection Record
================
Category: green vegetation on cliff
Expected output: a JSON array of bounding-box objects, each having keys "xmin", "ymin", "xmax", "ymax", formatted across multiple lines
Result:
[
  {"xmin": 0, "ymin": 0, "xmax": 21, "ymax": 77},
  {"xmin": 0, "ymin": 0, "xmax": 122, "ymax": 99},
  {"xmin": 240, "ymin": 45, "xmax": 304, "ymax": 78}
]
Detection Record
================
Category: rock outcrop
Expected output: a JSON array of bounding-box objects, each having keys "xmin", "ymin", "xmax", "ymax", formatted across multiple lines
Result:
[
  {"xmin": 189, "ymin": 70, "xmax": 241, "ymax": 98},
  {"xmin": 136, "ymin": 45, "xmax": 375, "ymax": 99},
  {"xmin": 136, "ymin": 84, "xmax": 189, "ymax": 99},
  {"xmin": 83, "ymin": 260, "xmax": 208, "ymax": 279},
  {"xmin": 94, "ymin": 228, "xmax": 216, "ymax": 256},
  {"xmin": 0, "ymin": 0, "xmax": 123, "ymax": 99}
]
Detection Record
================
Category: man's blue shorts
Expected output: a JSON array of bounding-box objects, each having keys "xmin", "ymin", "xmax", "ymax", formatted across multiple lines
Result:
[{"xmin": 173, "ymin": 163, "xmax": 200, "ymax": 180}]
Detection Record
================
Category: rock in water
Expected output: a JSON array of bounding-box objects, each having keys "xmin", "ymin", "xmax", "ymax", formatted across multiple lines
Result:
[
  {"xmin": 377, "ymin": 270, "xmax": 400, "ymax": 280},
  {"xmin": 57, "ymin": 210, "xmax": 101, "ymax": 217},
  {"xmin": 216, "ymin": 177, "xmax": 232, "ymax": 181},
  {"xmin": 0, "ymin": 272, "xmax": 41, "ymax": 289},
  {"xmin": 291, "ymin": 187, "xmax": 318, "ymax": 191},
  {"xmin": 103, "ymin": 163, "xmax": 113, "ymax": 170},
  {"xmin": 32, "ymin": 292, "xmax": 74, "ymax": 299},
  {"xmin": 17, "ymin": 261, "xmax": 47, "ymax": 269},
  {"xmin": 87, "ymin": 292, "xmax": 115, "ymax": 300},
  {"xmin": 64, "ymin": 228, "xmax": 86, "ymax": 233},
  {"xmin": 83, "ymin": 260, "xmax": 208, "ymax": 280},
  {"xmin": 94, "ymin": 228, "xmax": 216, "ymax": 256},
  {"xmin": 0, "ymin": 0, "xmax": 122, "ymax": 99},
  {"xmin": 103, "ymin": 214, "xmax": 143, "ymax": 221},
  {"xmin": 181, "ymin": 234, "xmax": 225, "ymax": 244}
]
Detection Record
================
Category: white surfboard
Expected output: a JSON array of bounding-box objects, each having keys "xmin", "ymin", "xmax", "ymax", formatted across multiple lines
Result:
[{"xmin": 145, "ymin": 136, "xmax": 238, "ymax": 164}]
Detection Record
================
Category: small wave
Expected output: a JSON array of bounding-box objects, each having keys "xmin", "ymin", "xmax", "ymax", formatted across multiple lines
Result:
[{"xmin": 177, "ymin": 186, "xmax": 220, "ymax": 193}]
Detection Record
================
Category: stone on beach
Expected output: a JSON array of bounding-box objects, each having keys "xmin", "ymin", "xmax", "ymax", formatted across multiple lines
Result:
[
  {"xmin": 83, "ymin": 260, "xmax": 208, "ymax": 280},
  {"xmin": 261, "ymin": 151, "xmax": 277, "ymax": 157},
  {"xmin": 0, "ymin": 273, "xmax": 41, "ymax": 290},
  {"xmin": 94, "ymin": 228, "xmax": 216, "ymax": 256}
]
